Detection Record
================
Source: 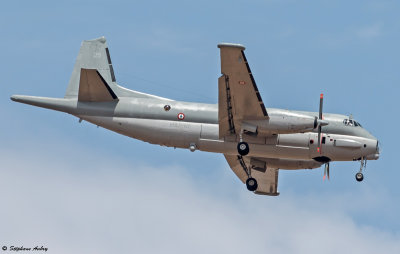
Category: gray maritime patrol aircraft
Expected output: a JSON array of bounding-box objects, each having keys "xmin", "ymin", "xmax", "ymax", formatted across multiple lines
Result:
[{"xmin": 11, "ymin": 37, "xmax": 380, "ymax": 196}]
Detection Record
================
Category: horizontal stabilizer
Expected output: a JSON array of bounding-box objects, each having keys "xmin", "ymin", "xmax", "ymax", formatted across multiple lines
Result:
[{"xmin": 78, "ymin": 68, "xmax": 118, "ymax": 102}]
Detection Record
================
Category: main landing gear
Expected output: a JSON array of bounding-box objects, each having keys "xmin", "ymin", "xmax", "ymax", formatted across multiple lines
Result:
[
  {"xmin": 246, "ymin": 177, "xmax": 258, "ymax": 191},
  {"xmin": 237, "ymin": 142, "xmax": 249, "ymax": 156},
  {"xmin": 237, "ymin": 132, "xmax": 256, "ymax": 191},
  {"xmin": 237, "ymin": 131, "xmax": 250, "ymax": 156},
  {"xmin": 237, "ymin": 155, "xmax": 258, "ymax": 192},
  {"xmin": 355, "ymin": 157, "xmax": 366, "ymax": 182}
]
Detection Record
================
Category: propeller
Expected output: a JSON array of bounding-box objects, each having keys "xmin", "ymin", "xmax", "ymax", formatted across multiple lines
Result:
[
  {"xmin": 316, "ymin": 93, "xmax": 330, "ymax": 181},
  {"xmin": 316, "ymin": 93, "xmax": 329, "ymax": 153},
  {"xmin": 323, "ymin": 163, "xmax": 330, "ymax": 181}
]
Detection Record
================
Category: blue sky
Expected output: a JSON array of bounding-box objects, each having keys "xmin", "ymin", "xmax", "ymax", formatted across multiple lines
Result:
[{"xmin": 1, "ymin": 1, "xmax": 399, "ymax": 253}]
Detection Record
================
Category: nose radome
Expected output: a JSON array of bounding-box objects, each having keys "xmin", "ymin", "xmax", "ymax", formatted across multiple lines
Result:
[
  {"xmin": 376, "ymin": 140, "xmax": 380, "ymax": 154},
  {"xmin": 365, "ymin": 139, "xmax": 380, "ymax": 160}
]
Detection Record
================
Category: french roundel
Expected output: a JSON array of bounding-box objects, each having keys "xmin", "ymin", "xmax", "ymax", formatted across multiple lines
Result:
[{"xmin": 177, "ymin": 113, "xmax": 185, "ymax": 120}]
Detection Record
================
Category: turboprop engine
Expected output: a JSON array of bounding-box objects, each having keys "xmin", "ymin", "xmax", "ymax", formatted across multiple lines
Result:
[
  {"xmin": 242, "ymin": 115, "xmax": 328, "ymax": 136},
  {"xmin": 242, "ymin": 94, "xmax": 328, "ymax": 142}
]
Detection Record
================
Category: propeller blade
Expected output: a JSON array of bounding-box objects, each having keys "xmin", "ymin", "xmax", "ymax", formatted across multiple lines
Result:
[
  {"xmin": 323, "ymin": 163, "xmax": 330, "ymax": 181},
  {"xmin": 319, "ymin": 93, "xmax": 324, "ymax": 119},
  {"xmin": 317, "ymin": 125, "xmax": 321, "ymax": 153},
  {"xmin": 317, "ymin": 93, "xmax": 324, "ymax": 153},
  {"xmin": 327, "ymin": 163, "xmax": 330, "ymax": 180}
]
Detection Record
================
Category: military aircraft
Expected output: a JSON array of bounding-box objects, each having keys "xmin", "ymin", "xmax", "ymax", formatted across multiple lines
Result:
[{"xmin": 11, "ymin": 37, "xmax": 380, "ymax": 196}]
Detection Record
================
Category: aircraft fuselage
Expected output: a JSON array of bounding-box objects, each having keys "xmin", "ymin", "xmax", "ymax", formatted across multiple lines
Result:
[{"xmin": 11, "ymin": 95, "xmax": 379, "ymax": 169}]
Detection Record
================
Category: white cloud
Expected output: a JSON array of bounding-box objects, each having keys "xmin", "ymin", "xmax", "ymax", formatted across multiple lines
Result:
[
  {"xmin": 0, "ymin": 146, "xmax": 399, "ymax": 254},
  {"xmin": 356, "ymin": 23, "xmax": 383, "ymax": 39}
]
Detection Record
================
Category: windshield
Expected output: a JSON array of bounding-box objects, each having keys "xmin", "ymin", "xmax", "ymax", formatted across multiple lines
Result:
[{"xmin": 343, "ymin": 119, "xmax": 362, "ymax": 127}]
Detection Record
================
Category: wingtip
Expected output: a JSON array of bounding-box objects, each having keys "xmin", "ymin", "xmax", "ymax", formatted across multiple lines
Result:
[
  {"xmin": 83, "ymin": 36, "xmax": 107, "ymax": 44},
  {"xmin": 10, "ymin": 95, "xmax": 20, "ymax": 102},
  {"xmin": 217, "ymin": 43, "xmax": 246, "ymax": 50}
]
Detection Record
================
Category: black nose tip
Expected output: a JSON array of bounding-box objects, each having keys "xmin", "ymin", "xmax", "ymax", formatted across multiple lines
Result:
[{"xmin": 376, "ymin": 140, "xmax": 380, "ymax": 153}]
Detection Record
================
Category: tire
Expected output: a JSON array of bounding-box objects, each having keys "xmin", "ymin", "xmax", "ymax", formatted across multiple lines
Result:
[
  {"xmin": 355, "ymin": 172, "xmax": 364, "ymax": 182},
  {"xmin": 246, "ymin": 177, "xmax": 258, "ymax": 191},
  {"xmin": 237, "ymin": 142, "xmax": 249, "ymax": 156}
]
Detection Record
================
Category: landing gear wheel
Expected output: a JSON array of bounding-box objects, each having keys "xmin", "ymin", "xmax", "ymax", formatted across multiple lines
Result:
[
  {"xmin": 355, "ymin": 172, "xmax": 364, "ymax": 182},
  {"xmin": 237, "ymin": 142, "xmax": 249, "ymax": 156},
  {"xmin": 246, "ymin": 177, "xmax": 258, "ymax": 191}
]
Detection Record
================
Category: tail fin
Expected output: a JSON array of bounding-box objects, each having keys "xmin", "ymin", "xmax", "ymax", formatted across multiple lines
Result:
[
  {"xmin": 65, "ymin": 37, "xmax": 117, "ymax": 99},
  {"xmin": 65, "ymin": 36, "xmax": 172, "ymax": 101}
]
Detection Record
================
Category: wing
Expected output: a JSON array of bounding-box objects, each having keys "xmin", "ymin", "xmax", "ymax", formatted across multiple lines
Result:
[
  {"xmin": 218, "ymin": 43, "xmax": 268, "ymax": 138},
  {"xmin": 224, "ymin": 154, "xmax": 279, "ymax": 196}
]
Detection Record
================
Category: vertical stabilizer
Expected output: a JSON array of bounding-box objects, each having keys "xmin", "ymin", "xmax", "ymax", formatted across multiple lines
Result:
[{"xmin": 65, "ymin": 37, "xmax": 117, "ymax": 98}]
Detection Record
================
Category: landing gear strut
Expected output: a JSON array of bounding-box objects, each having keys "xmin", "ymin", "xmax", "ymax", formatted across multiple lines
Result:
[
  {"xmin": 355, "ymin": 157, "xmax": 366, "ymax": 182},
  {"xmin": 237, "ymin": 131, "xmax": 255, "ymax": 191}
]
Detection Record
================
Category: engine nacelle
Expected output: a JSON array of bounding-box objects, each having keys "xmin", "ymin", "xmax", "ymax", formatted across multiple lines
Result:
[
  {"xmin": 251, "ymin": 157, "xmax": 322, "ymax": 171},
  {"xmin": 243, "ymin": 115, "xmax": 326, "ymax": 136}
]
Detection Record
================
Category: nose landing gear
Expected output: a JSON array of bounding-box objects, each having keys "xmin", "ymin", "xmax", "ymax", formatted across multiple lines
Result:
[
  {"xmin": 355, "ymin": 172, "xmax": 364, "ymax": 182},
  {"xmin": 355, "ymin": 157, "xmax": 367, "ymax": 182}
]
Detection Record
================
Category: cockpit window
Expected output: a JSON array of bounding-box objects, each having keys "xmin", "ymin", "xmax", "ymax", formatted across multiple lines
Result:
[{"xmin": 343, "ymin": 119, "xmax": 362, "ymax": 127}]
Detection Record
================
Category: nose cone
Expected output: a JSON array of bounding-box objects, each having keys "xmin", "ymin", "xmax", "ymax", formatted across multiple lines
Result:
[{"xmin": 366, "ymin": 139, "xmax": 380, "ymax": 160}]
